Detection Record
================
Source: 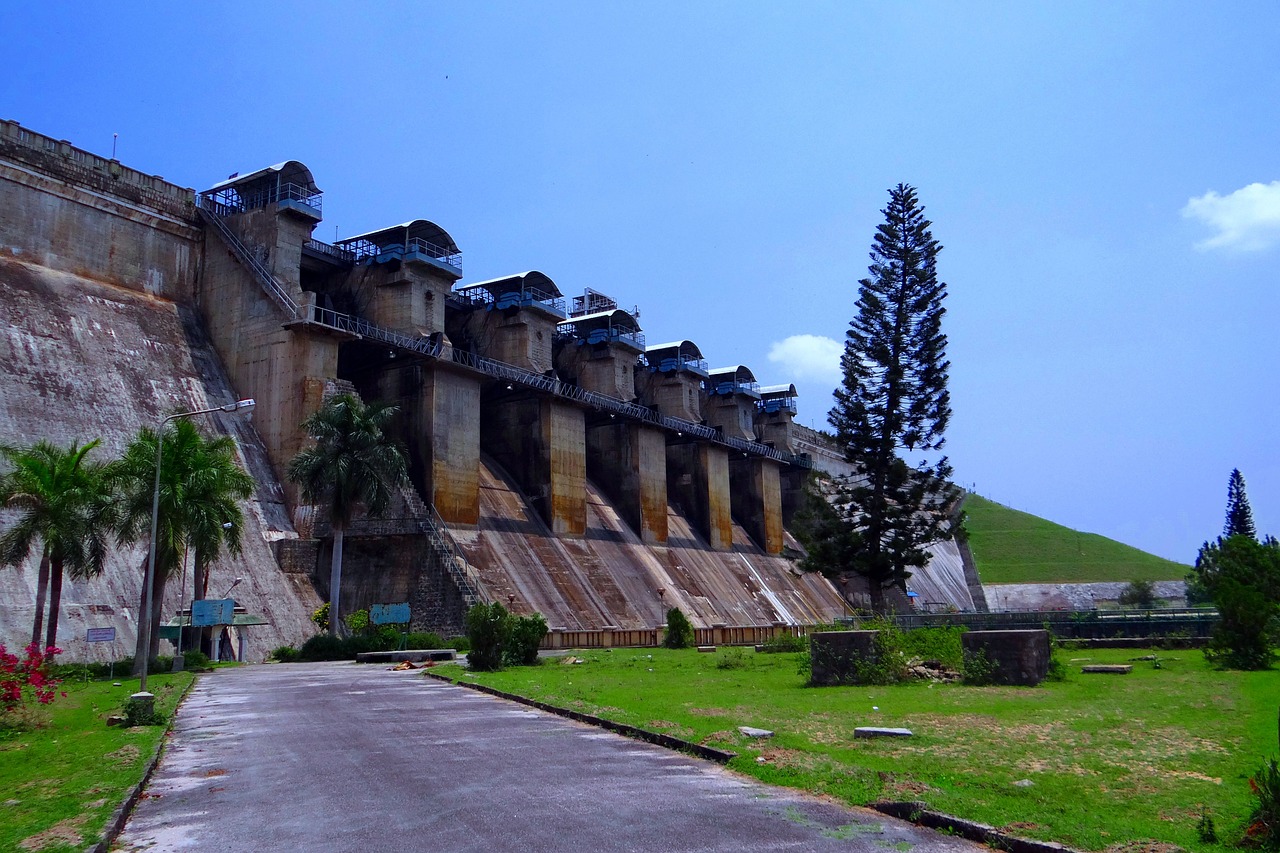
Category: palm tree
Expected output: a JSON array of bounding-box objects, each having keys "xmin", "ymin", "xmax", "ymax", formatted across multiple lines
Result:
[
  {"xmin": 0, "ymin": 439, "xmax": 116, "ymax": 649},
  {"xmin": 115, "ymin": 420, "xmax": 253, "ymax": 670},
  {"xmin": 287, "ymin": 394, "xmax": 407, "ymax": 636}
]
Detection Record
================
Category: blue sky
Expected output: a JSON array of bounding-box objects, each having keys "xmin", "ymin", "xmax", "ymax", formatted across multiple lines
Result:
[{"xmin": 3, "ymin": 2, "xmax": 1277, "ymax": 563}]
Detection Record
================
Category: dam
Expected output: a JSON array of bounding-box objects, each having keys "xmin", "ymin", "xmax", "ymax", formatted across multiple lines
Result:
[{"xmin": 0, "ymin": 119, "xmax": 971, "ymax": 660}]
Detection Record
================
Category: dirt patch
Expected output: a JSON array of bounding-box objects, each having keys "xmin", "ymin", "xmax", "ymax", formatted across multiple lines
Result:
[
  {"xmin": 202, "ymin": 768, "xmax": 228, "ymax": 778},
  {"xmin": 647, "ymin": 720, "xmax": 694, "ymax": 738},
  {"xmin": 106, "ymin": 744, "xmax": 141, "ymax": 766},
  {"xmin": 688, "ymin": 707, "xmax": 728, "ymax": 717},
  {"xmin": 82, "ymin": 798, "xmax": 109, "ymax": 809},
  {"xmin": 701, "ymin": 730, "xmax": 738, "ymax": 745},
  {"xmin": 884, "ymin": 779, "xmax": 937, "ymax": 798},
  {"xmin": 1102, "ymin": 842, "xmax": 1185, "ymax": 853},
  {"xmin": 19, "ymin": 815, "xmax": 86, "ymax": 851}
]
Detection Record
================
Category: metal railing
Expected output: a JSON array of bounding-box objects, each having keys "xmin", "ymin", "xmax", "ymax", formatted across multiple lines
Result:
[
  {"xmin": 201, "ymin": 181, "xmax": 322, "ymax": 216},
  {"xmin": 423, "ymin": 505, "xmax": 487, "ymax": 606},
  {"xmin": 197, "ymin": 204, "xmax": 300, "ymax": 318},
  {"xmin": 304, "ymin": 238, "xmax": 356, "ymax": 263},
  {"xmin": 341, "ymin": 237, "xmax": 463, "ymax": 272},
  {"xmin": 195, "ymin": 207, "xmax": 807, "ymax": 468}
]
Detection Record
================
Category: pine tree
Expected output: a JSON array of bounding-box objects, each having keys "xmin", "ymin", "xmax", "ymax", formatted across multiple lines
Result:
[
  {"xmin": 827, "ymin": 184, "xmax": 959, "ymax": 611},
  {"xmin": 1224, "ymin": 468, "xmax": 1257, "ymax": 540}
]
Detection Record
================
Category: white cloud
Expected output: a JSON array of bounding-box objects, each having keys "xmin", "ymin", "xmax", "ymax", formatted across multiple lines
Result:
[
  {"xmin": 1182, "ymin": 180, "xmax": 1280, "ymax": 252},
  {"xmin": 767, "ymin": 334, "xmax": 843, "ymax": 383}
]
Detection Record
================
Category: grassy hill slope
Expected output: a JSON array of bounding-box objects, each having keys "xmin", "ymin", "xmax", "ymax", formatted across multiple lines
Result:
[{"xmin": 962, "ymin": 494, "xmax": 1189, "ymax": 584}]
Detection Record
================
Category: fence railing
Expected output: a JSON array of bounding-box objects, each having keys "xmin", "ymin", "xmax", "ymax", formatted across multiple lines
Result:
[
  {"xmin": 541, "ymin": 623, "xmax": 808, "ymax": 650},
  {"xmin": 304, "ymin": 238, "xmax": 356, "ymax": 263},
  {"xmin": 883, "ymin": 608, "xmax": 1219, "ymax": 639}
]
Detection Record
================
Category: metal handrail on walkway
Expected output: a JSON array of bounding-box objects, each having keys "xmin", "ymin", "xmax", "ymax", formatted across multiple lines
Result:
[
  {"xmin": 198, "ymin": 203, "xmax": 300, "ymax": 318},
  {"xmin": 198, "ymin": 204, "xmax": 808, "ymax": 469}
]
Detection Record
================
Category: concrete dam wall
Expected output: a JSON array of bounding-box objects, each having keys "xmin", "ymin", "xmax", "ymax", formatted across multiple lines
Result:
[
  {"xmin": 0, "ymin": 256, "xmax": 321, "ymax": 661},
  {"xmin": 0, "ymin": 119, "xmax": 974, "ymax": 656}
]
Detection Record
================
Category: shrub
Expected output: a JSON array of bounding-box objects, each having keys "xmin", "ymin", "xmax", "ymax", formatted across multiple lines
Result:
[
  {"xmin": 1247, "ymin": 757, "xmax": 1280, "ymax": 849},
  {"xmin": 1, "ymin": 644, "xmax": 63, "ymax": 726},
  {"xmin": 448, "ymin": 636, "xmax": 471, "ymax": 653},
  {"xmin": 716, "ymin": 648, "xmax": 749, "ymax": 670},
  {"xmin": 299, "ymin": 633, "xmax": 351, "ymax": 661},
  {"xmin": 962, "ymin": 647, "xmax": 997, "ymax": 686},
  {"xmin": 405, "ymin": 632, "xmax": 446, "ymax": 650},
  {"xmin": 466, "ymin": 602, "xmax": 512, "ymax": 672},
  {"xmin": 853, "ymin": 626, "xmax": 909, "ymax": 685},
  {"xmin": 271, "ymin": 645, "xmax": 301, "ymax": 663},
  {"xmin": 663, "ymin": 608, "xmax": 694, "ymax": 649},
  {"xmin": 900, "ymin": 625, "xmax": 965, "ymax": 670},
  {"xmin": 182, "ymin": 649, "xmax": 212, "ymax": 670},
  {"xmin": 1196, "ymin": 809, "xmax": 1217, "ymax": 844},
  {"xmin": 123, "ymin": 693, "xmax": 165, "ymax": 727},
  {"xmin": 312, "ymin": 602, "xmax": 330, "ymax": 631},
  {"xmin": 344, "ymin": 608, "xmax": 371, "ymax": 634},
  {"xmin": 506, "ymin": 613, "xmax": 548, "ymax": 666},
  {"xmin": 760, "ymin": 633, "xmax": 808, "ymax": 654},
  {"xmin": 1119, "ymin": 579, "xmax": 1158, "ymax": 609}
]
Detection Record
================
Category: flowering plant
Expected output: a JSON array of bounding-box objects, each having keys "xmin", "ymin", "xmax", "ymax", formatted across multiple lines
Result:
[{"xmin": 0, "ymin": 643, "xmax": 63, "ymax": 715}]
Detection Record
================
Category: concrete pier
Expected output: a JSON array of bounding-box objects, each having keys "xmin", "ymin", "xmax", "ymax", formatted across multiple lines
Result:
[
  {"xmin": 667, "ymin": 442, "xmax": 733, "ymax": 550},
  {"xmin": 484, "ymin": 393, "xmax": 587, "ymax": 536},
  {"xmin": 729, "ymin": 456, "xmax": 784, "ymax": 554},
  {"xmin": 586, "ymin": 422, "xmax": 669, "ymax": 544}
]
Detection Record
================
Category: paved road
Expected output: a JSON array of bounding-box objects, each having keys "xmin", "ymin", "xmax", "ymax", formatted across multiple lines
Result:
[{"xmin": 117, "ymin": 663, "xmax": 981, "ymax": 852}]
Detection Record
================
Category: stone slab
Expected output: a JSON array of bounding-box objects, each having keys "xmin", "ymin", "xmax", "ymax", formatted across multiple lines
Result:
[
  {"xmin": 855, "ymin": 727, "xmax": 913, "ymax": 738},
  {"xmin": 738, "ymin": 726, "xmax": 774, "ymax": 738},
  {"xmin": 1081, "ymin": 664, "xmax": 1132, "ymax": 674}
]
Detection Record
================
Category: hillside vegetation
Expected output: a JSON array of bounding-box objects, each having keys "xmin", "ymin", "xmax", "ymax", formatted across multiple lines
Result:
[{"xmin": 963, "ymin": 494, "xmax": 1189, "ymax": 584}]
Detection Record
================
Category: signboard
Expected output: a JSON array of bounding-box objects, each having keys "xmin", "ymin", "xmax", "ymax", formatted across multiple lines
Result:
[
  {"xmin": 370, "ymin": 602, "xmax": 410, "ymax": 625},
  {"xmin": 86, "ymin": 627, "xmax": 116, "ymax": 643},
  {"xmin": 192, "ymin": 598, "xmax": 236, "ymax": 627}
]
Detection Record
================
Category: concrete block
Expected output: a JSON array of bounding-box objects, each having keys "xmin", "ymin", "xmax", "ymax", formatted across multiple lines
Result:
[{"xmin": 961, "ymin": 629, "xmax": 1051, "ymax": 686}]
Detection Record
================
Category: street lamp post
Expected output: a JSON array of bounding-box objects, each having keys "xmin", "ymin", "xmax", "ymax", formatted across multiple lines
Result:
[{"xmin": 135, "ymin": 399, "xmax": 254, "ymax": 703}]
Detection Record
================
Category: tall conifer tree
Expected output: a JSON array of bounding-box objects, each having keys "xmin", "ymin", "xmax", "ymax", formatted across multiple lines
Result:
[
  {"xmin": 827, "ymin": 184, "xmax": 958, "ymax": 610},
  {"xmin": 1223, "ymin": 468, "xmax": 1257, "ymax": 540}
]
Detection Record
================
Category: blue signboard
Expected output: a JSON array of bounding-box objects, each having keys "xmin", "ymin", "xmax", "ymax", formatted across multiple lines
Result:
[
  {"xmin": 370, "ymin": 602, "xmax": 410, "ymax": 625},
  {"xmin": 192, "ymin": 598, "xmax": 235, "ymax": 627}
]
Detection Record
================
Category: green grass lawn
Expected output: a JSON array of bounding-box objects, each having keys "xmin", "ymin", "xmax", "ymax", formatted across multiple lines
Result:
[
  {"xmin": 435, "ymin": 646, "xmax": 1278, "ymax": 852},
  {"xmin": 0, "ymin": 670, "xmax": 193, "ymax": 852},
  {"xmin": 964, "ymin": 494, "xmax": 1190, "ymax": 584}
]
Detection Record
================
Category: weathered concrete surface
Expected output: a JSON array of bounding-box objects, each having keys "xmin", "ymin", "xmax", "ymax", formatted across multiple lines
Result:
[
  {"xmin": 198, "ymin": 206, "xmax": 341, "ymax": 501},
  {"xmin": 0, "ymin": 257, "xmax": 321, "ymax": 660},
  {"xmin": 586, "ymin": 421, "xmax": 669, "ymax": 545},
  {"xmin": 116, "ymin": 663, "xmax": 983, "ymax": 853},
  {"xmin": 453, "ymin": 458, "xmax": 844, "ymax": 630},
  {"xmin": 667, "ymin": 442, "xmax": 733, "ymax": 551},
  {"xmin": 729, "ymin": 457, "xmax": 784, "ymax": 555},
  {"xmin": 961, "ymin": 630, "xmax": 1051, "ymax": 686},
  {"xmin": 809, "ymin": 631, "xmax": 881, "ymax": 686},
  {"xmin": 982, "ymin": 581, "xmax": 1187, "ymax": 612},
  {"xmin": 913, "ymin": 539, "xmax": 978, "ymax": 613},
  {"xmin": 0, "ymin": 121, "xmax": 198, "ymax": 300}
]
